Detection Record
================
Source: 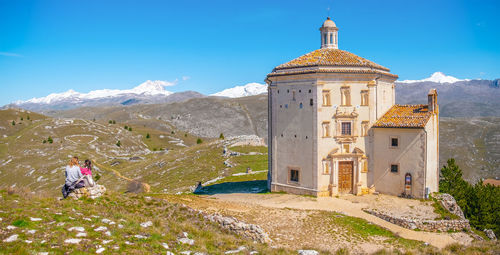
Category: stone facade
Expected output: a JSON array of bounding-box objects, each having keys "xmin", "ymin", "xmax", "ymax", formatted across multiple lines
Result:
[{"xmin": 266, "ymin": 17, "xmax": 439, "ymax": 198}]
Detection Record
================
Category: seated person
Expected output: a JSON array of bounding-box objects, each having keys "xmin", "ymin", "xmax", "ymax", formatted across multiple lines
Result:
[
  {"xmin": 62, "ymin": 156, "xmax": 85, "ymax": 198},
  {"xmin": 80, "ymin": 159, "xmax": 95, "ymax": 187}
]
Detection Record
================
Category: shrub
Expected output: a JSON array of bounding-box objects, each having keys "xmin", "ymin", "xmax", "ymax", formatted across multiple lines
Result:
[
  {"xmin": 42, "ymin": 140, "xmax": 46, "ymax": 144},
  {"xmin": 171, "ymin": 131, "xmax": 175, "ymax": 134},
  {"xmin": 124, "ymin": 125, "xmax": 128, "ymax": 130},
  {"xmin": 184, "ymin": 133, "xmax": 188, "ymax": 137},
  {"xmin": 128, "ymin": 127, "xmax": 132, "ymax": 131},
  {"xmin": 20, "ymin": 117, "xmax": 23, "ymax": 121},
  {"xmin": 11, "ymin": 121, "xmax": 15, "ymax": 126},
  {"xmin": 146, "ymin": 133, "xmax": 150, "ymax": 139},
  {"xmin": 219, "ymin": 133, "xmax": 225, "ymax": 139},
  {"xmin": 108, "ymin": 120, "xmax": 113, "ymax": 124},
  {"xmin": 116, "ymin": 140, "xmax": 121, "ymax": 147},
  {"xmin": 26, "ymin": 115, "xmax": 30, "ymax": 120},
  {"xmin": 47, "ymin": 136, "xmax": 53, "ymax": 144},
  {"xmin": 196, "ymin": 138, "xmax": 203, "ymax": 144}
]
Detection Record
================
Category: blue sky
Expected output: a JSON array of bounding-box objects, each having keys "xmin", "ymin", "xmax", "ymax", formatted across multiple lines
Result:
[{"xmin": 1, "ymin": 0, "xmax": 499, "ymax": 105}]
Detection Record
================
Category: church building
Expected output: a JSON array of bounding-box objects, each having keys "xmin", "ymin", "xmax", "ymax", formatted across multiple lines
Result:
[{"xmin": 266, "ymin": 17, "xmax": 439, "ymax": 198}]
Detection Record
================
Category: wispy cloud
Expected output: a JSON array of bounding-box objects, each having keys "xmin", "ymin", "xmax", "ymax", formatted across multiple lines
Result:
[
  {"xmin": 0, "ymin": 52, "xmax": 23, "ymax": 57},
  {"xmin": 162, "ymin": 79, "xmax": 178, "ymax": 87},
  {"xmin": 182, "ymin": 76, "xmax": 191, "ymax": 81}
]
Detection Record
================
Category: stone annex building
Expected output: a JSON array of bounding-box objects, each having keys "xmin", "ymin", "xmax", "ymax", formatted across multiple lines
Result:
[{"xmin": 266, "ymin": 17, "xmax": 439, "ymax": 198}]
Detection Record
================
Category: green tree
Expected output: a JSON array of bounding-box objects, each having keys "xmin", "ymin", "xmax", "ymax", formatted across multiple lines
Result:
[
  {"xmin": 184, "ymin": 133, "xmax": 188, "ymax": 137},
  {"xmin": 124, "ymin": 125, "xmax": 128, "ymax": 130},
  {"xmin": 112, "ymin": 120, "xmax": 116, "ymax": 124},
  {"xmin": 109, "ymin": 120, "xmax": 113, "ymax": 124},
  {"xmin": 26, "ymin": 115, "xmax": 30, "ymax": 120},
  {"xmin": 196, "ymin": 138, "xmax": 203, "ymax": 144},
  {"xmin": 146, "ymin": 133, "xmax": 150, "ymax": 139},
  {"xmin": 440, "ymin": 158, "xmax": 500, "ymax": 236},
  {"xmin": 11, "ymin": 121, "xmax": 15, "ymax": 126},
  {"xmin": 219, "ymin": 133, "xmax": 225, "ymax": 139},
  {"xmin": 42, "ymin": 140, "xmax": 47, "ymax": 144},
  {"xmin": 47, "ymin": 136, "xmax": 53, "ymax": 144},
  {"xmin": 20, "ymin": 117, "xmax": 23, "ymax": 121},
  {"xmin": 116, "ymin": 140, "xmax": 121, "ymax": 147},
  {"xmin": 128, "ymin": 127, "xmax": 132, "ymax": 131}
]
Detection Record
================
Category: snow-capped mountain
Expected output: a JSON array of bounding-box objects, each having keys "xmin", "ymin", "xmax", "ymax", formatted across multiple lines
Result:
[
  {"xmin": 211, "ymin": 83, "xmax": 267, "ymax": 98},
  {"xmin": 398, "ymin": 72, "xmax": 466, "ymax": 84},
  {"xmin": 16, "ymin": 80, "xmax": 174, "ymax": 105},
  {"xmin": 7, "ymin": 80, "xmax": 205, "ymax": 112}
]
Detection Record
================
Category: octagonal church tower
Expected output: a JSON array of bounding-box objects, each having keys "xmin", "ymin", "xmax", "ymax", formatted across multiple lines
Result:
[{"xmin": 266, "ymin": 17, "xmax": 439, "ymax": 198}]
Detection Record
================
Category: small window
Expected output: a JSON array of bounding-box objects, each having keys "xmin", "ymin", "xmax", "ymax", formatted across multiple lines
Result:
[
  {"xmin": 280, "ymin": 105, "xmax": 282, "ymax": 108},
  {"xmin": 309, "ymin": 89, "xmax": 311, "ymax": 93},
  {"xmin": 299, "ymin": 103, "xmax": 303, "ymax": 109},
  {"xmin": 290, "ymin": 169, "xmax": 299, "ymax": 182},
  {"xmin": 330, "ymin": 33, "xmax": 333, "ymax": 44},
  {"xmin": 391, "ymin": 164, "xmax": 399, "ymax": 173},
  {"xmin": 299, "ymin": 90, "xmax": 301, "ymax": 93},
  {"xmin": 341, "ymin": 122, "xmax": 351, "ymax": 136},
  {"xmin": 391, "ymin": 137, "xmax": 399, "ymax": 147},
  {"xmin": 310, "ymin": 99, "xmax": 313, "ymax": 106},
  {"xmin": 287, "ymin": 89, "xmax": 289, "ymax": 93},
  {"xmin": 277, "ymin": 90, "xmax": 279, "ymax": 94}
]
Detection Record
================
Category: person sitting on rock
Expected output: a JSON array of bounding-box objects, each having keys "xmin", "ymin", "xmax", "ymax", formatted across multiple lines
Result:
[
  {"xmin": 62, "ymin": 156, "xmax": 85, "ymax": 198},
  {"xmin": 80, "ymin": 159, "xmax": 95, "ymax": 187}
]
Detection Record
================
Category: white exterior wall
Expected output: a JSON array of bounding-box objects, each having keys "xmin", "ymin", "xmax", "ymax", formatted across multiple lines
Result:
[
  {"xmin": 371, "ymin": 128, "xmax": 427, "ymax": 198},
  {"xmin": 270, "ymin": 79, "xmax": 318, "ymax": 194}
]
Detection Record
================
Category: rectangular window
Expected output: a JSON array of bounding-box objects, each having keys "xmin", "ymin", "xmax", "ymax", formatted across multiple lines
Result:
[
  {"xmin": 322, "ymin": 122, "xmax": 330, "ymax": 137},
  {"xmin": 390, "ymin": 164, "xmax": 399, "ymax": 173},
  {"xmin": 341, "ymin": 122, "xmax": 351, "ymax": 136},
  {"xmin": 290, "ymin": 169, "xmax": 299, "ymax": 182},
  {"xmin": 322, "ymin": 90, "xmax": 331, "ymax": 106},
  {"xmin": 341, "ymin": 87, "xmax": 351, "ymax": 106},
  {"xmin": 391, "ymin": 137, "xmax": 399, "ymax": 147},
  {"xmin": 310, "ymin": 99, "xmax": 313, "ymax": 106},
  {"xmin": 361, "ymin": 90, "xmax": 369, "ymax": 106}
]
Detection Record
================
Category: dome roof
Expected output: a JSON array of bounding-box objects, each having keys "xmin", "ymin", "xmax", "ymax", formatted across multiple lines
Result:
[
  {"xmin": 274, "ymin": 48, "xmax": 389, "ymax": 71},
  {"xmin": 322, "ymin": 17, "xmax": 336, "ymax": 28},
  {"xmin": 267, "ymin": 48, "xmax": 398, "ymax": 79}
]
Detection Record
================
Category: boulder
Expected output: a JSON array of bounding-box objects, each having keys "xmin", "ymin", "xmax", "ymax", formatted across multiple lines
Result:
[
  {"xmin": 484, "ymin": 229, "xmax": 497, "ymax": 240},
  {"xmin": 68, "ymin": 184, "xmax": 106, "ymax": 199}
]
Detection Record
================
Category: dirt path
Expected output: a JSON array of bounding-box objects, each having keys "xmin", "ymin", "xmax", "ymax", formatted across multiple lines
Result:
[{"xmin": 209, "ymin": 193, "xmax": 471, "ymax": 249}]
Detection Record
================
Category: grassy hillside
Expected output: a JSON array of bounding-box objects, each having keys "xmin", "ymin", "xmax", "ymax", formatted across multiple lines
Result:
[{"xmin": 0, "ymin": 189, "xmax": 289, "ymax": 254}]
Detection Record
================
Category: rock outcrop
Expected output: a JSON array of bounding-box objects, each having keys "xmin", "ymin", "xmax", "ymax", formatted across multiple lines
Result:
[
  {"xmin": 434, "ymin": 193, "xmax": 466, "ymax": 219},
  {"xmin": 68, "ymin": 185, "xmax": 106, "ymax": 199},
  {"xmin": 484, "ymin": 229, "xmax": 497, "ymax": 240}
]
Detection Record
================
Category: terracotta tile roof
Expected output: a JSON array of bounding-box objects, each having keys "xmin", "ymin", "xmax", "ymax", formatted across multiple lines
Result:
[
  {"xmin": 267, "ymin": 68, "xmax": 398, "ymax": 78},
  {"xmin": 275, "ymin": 48, "xmax": 390, "ymax": 71},
  {"xmin": 373, "ymin": 105, "xmax": 432, "ymax": 128}
]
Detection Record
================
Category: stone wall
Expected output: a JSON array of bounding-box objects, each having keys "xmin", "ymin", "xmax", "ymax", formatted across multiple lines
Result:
[
  {"xmin": 363, "ymin": 209, "xmax": 470, "ymax": 232},
  {"xmin": 182, "ymin": 205, "xmax": 271, "ymax": 243}
]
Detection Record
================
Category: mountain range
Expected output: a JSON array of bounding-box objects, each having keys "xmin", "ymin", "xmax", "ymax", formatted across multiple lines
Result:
[{"xmin": 4, "ymin": 72, "xmax": 500, "ymax": 117}]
